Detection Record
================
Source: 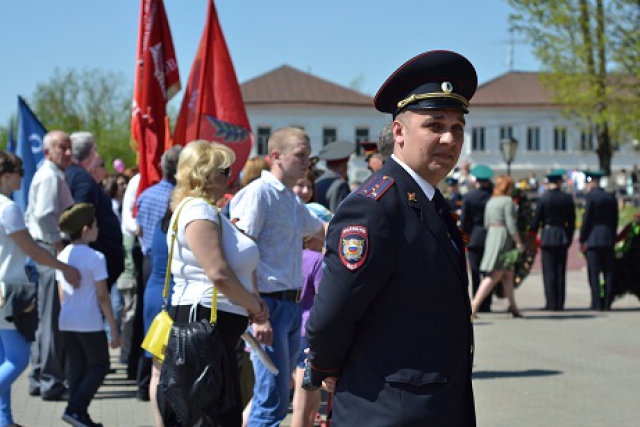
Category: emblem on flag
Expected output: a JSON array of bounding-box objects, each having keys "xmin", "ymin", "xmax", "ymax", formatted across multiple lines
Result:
[
  {"xmin": 339, "ymin": 225, "xmax": 368, "ymax": 271},
  {"xmin": 206, "ymin": 116, "xmax": 251, "ymax": 143}
]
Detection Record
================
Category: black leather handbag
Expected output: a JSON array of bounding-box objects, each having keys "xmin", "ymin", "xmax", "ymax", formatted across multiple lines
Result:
[
  {"xmin": 157, "ymin": 199, "xmax": 233, "ymax": 426},
  {"xmin": 157, "ymin": 318, "xmax": 233, "ymax": 426}
]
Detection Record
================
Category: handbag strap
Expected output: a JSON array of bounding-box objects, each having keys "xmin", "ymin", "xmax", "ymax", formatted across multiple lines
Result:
[{"xmin": 163, "ymin": 197, "xmax": 222, "ymax": 324}]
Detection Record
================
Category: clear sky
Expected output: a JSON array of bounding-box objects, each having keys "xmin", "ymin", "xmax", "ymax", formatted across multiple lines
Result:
[{"xmin": 0, "ymin": 0, "xmax": 541, "ymax": 125}]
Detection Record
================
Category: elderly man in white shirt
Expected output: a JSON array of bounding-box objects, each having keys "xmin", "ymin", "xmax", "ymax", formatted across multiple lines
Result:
[{"xmin": 25, "ymin": 130, "xmax": 75, "ymax": 400}]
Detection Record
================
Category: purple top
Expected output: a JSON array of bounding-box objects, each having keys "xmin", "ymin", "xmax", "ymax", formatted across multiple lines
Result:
[{"xmin": 300, "ymin": 249, "xmax": 324, "ymax": 336}]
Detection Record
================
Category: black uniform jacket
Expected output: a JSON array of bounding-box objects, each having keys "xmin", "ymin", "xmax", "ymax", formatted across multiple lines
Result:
[
  {"xmin": 530, "ymin": 189, "xmax": 576, "ymax": 247},
  {"xmin": 460, "ymin": 186, "xmax": 492, "ymax": 249},
  {"xmin": 306, "ymin": 158, "xmax": 475, "ymax": 427},
  {"xmin": 579, "ymin": 187, "xmax": 618, "ymax": 248}
]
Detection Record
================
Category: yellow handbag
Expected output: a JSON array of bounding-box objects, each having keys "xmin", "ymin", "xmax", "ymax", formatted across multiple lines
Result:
[{"xmin": 141, "ymin": 198, "xmax": 192, "ymax": 363}]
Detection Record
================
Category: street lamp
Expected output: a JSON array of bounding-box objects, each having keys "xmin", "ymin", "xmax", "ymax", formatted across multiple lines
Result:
[{"xmin": 500, "ymin": 137, "xmax": 518, "ymax": 176}]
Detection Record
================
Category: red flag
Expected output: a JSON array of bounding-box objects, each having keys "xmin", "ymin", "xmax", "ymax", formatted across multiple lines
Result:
[
  {"xmin": 173, "ymin": 0, "xmax": 253, "ymax": 182},
  {"xmin": 131, "ymin": 0, "xmax": 181, "ymax": 197}
]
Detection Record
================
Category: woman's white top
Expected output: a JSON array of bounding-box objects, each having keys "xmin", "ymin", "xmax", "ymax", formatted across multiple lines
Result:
[
  {"xmin": 0, "ymin": 194, "xmax": 31, "ymax": 329},
  {"xmin": 169, "ymin": 198, "xmax": 259, "ymax": 317}
]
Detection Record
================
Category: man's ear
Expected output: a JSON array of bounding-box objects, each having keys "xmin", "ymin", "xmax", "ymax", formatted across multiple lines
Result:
[
  {"xmin": 392, "ymin": 119, "xmax": 404, "ymax": 148},
  {"xmin": 269, "ymin": 149, "xmax": 281, "ymax": 164}
]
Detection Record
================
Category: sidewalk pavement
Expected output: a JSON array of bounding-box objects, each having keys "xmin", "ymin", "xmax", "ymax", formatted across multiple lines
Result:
[{"xmin": 10, "ymin": 269, "xmax": 640, "ymax": 426}]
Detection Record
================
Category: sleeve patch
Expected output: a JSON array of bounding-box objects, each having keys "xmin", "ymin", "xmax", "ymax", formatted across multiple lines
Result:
[{"xmin": 339, "ymin": 225, "xmax": 368, "ymax": 270}]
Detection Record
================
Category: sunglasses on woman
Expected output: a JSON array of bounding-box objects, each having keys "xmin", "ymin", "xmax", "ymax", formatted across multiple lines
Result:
[{"xmin": 220, "ymin": 167, "xmax": 231, "ymax": 178}]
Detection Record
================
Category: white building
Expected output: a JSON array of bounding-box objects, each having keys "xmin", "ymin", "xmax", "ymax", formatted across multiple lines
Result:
[{"xmin": 241, "ymin": 67, "xmax": 640, "ymax": 181}]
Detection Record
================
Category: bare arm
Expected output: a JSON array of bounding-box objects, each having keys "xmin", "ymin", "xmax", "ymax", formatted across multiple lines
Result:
[
  {"xmin": 57, "ymin": 280, "xmax": 65, "ymax": 304},
  {"xmin": 185, "ymin": 219, "xmax": 265, "ymax": 321},
  {"xmin": 10, "ymin": 230, "xmax": 81, "ymax": 287},
  {"xmin": 96, "ymin": 279, "xmax": 120, "ymax": 348}
]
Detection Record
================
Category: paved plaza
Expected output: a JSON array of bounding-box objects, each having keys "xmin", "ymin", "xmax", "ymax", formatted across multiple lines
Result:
[{"xmin": 9, "ymin": 268, "xmax": 640, "ymax": 426}]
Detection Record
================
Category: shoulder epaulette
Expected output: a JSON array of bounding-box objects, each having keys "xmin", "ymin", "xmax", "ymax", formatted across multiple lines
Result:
[{"xmin": 357, "ymin": 175, "xmax": 395, "ymax": 200}]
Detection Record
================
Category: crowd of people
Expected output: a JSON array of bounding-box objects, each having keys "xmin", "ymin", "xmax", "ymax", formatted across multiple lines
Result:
[{"xmin": 0, "ymin": 49, "xmax": 632, "ymax": 427}]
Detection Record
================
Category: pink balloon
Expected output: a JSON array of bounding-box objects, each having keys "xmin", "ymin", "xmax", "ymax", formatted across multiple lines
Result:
[{"xmin": 113, "ymin": 158, "xmax": 125, "ymax": 173}]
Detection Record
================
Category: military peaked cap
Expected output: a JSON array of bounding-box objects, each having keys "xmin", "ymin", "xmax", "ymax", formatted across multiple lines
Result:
[{"xmin": 374, "ymin": 50, "xmax": 478, "ymax": 117}]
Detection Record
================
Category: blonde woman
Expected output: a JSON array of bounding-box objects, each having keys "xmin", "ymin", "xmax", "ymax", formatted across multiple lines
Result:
[
  {"xmin": 155, "ymin": 141, "xmax": 267, "ymax": 427},
  {"xmin": 471, "ymin": 175, "xmax": 524, "ymax": 318}
]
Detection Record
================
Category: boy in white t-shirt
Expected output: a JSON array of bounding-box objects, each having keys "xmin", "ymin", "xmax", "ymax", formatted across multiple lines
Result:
[{"xmin": 57, "ymin": 203, "xmax": 120, "ymax": 427}]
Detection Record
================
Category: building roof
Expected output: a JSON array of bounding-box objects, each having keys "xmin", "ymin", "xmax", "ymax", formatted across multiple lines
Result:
[
  {"xmin": 471, "ymin": 71, "xmax": 557, "ymax": 109},
  {"xmin": 241, "ymin": 65, "xmax": 374, "ymax": 108}
]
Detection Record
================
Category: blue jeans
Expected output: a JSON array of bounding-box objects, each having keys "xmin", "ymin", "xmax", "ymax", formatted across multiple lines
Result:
[
  {"xmin": 0, "ymin": 329, "xmax": 31, "ymax": 426},
  {"xmin": 248, "ymin": 298, "xmax": 302, "ymax": 426},
  {"xmin": 104, "ymin": 284, "xmax": 123, "ymax": 342}
]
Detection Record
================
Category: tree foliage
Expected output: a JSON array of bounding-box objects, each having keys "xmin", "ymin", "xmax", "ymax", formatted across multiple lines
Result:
[
  {"xmin": 508, "ymin": 0, "xmax": 640, "ymax": 175},
  {"xmin": 29, "ymin": 68, "xmax": 135, "ymax": 172}
]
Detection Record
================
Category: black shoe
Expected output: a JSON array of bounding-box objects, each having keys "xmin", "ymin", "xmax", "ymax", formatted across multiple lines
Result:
[
  {"xmin": 43, "ymin": 389, "xmax": 69, "ymax": 401},
  {"xmin": 135, "ymin": 389, "xmax": 150, "ymax": 402},
  {"xmin": 28, "ymin": 388, "xmax": 41, "ymax": 397},
  {"xmin": 62, "ymin": 411, "xmax": 103, "ymax": 427}
]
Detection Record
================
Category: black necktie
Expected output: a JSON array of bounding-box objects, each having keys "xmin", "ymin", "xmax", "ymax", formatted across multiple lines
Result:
[{"xmin": 432, "ymin": 189, "xmax": 463, "ymax": 254}]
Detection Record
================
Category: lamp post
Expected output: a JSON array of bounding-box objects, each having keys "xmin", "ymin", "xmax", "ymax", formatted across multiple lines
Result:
[{"xmin": 500, "ymin": 137, "xmax": 518, "ymax": 176}]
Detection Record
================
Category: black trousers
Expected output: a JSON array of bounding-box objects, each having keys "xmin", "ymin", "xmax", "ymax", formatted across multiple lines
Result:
[
  {"xmin": 168, "ymin": 305, "xmax": 249, "ymax": 427},
  {"xmin": 468, "ymin": 247, "xmax": 492, "ymax": 312},
  {"xmin": 135, "ymin": 255, "xmax": 153, "ymax": 394},
  {"xmin": 541, "ymin": 246, "xmax": 569, "ymax": 310},
  {"xmin": 62, "ymin": 331, "xmax": 110, "ymax": 416},
  {"xmin": 127, "ymin": 242, "xmax": 144, "ymax": 380},
  {"xmin": 586, "ymin": 247, "xmax": 616, "ymax": 310}
]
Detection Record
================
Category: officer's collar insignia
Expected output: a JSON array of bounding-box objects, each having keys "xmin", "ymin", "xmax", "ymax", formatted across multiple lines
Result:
[
  {"xmin": 441, "ymin": 82, "xmax": 453, "ymax": 93},
  {"xmin": 339, "ymin": 225, "xmax": 368, "ymax": 271},
  {"xmin": 407, "ymin": 192, "xmax": 417, "ymax": 202}
]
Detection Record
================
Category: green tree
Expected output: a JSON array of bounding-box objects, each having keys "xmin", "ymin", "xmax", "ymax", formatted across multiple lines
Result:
[
  {"xmin": 28, "ymin": 68, "xmax": 135, "ymax": 172},
  {"xmin": 509, "ymin": 0, "xmax": 640, "ymax": 175},
  {"xmin": 0, "ymin": 125, "xmax": 9, "ymax": 151}
]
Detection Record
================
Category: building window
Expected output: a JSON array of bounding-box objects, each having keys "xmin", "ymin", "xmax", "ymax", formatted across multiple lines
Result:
[
  {"xmin": 554, "ymin": 127, "xmax": 567, "ymax": 151},
  {"xmin": 355, "ymin": 128, "xmax": 369, "ymax": 155},
  {"xmin": 256, "ymin": 127, "xmax": 271, "ymax": 155},
  {"xmin": 580, "ymin": 129, "xmax": 594, "ymax": 151},
  {"xmin": 500, "ymin": 126, "xmax": 513, "ymax": 140},
  {"xmin": 323, "ymin": 128, "xmax": 337, "ymax": 146},
  {"xmin": 527, "ymin": 127, "xmax": 540, "ymax": 151},
  {"xmin": 471, "ymin": 127, "xmax": 485, "ymax": 151}
]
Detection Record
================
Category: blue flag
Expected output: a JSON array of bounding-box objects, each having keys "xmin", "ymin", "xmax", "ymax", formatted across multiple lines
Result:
[
  {"xmin": 15, "ymin": 96, "xmax": 47, "ymax": 212},
  {"xmin": 7, "ymin": 122, "xmax": 15, "ymax": 153}
]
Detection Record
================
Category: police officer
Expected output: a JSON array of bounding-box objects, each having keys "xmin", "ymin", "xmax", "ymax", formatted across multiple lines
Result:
[
  {"xmin": 530, "ymin": 169, "xmax": 575, "ymax": 310},
  {"xmin": 579, "ymin": 170, "xmax": 618, "ymax": 310},
  {"xmin": 315, "ymin": 140, "xmax": 355, "ymax": 212},
  {"xmin": 305, "ymin": 50, "xmax": 477, "ymax": 426},
  {"xmin": 460, "ymin": 165, "xmax": 494, "ymax": 312}
]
